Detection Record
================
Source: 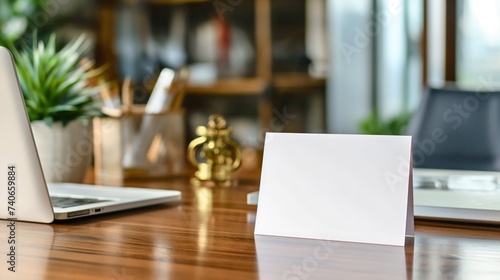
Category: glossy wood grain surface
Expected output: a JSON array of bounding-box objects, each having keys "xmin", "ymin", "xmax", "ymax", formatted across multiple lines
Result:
[{"xmin": 1, "ymin": 176, "xmax": 500, "ymax": 280}]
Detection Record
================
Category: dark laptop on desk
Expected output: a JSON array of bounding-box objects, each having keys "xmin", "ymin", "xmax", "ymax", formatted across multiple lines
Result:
[
  {"xmin": 0, "ymin": 46, "xmax": 181, "ymax": 223},
  {"xmin": 408, "ymin": 86, "xmax": 500, "ymax": 223}
]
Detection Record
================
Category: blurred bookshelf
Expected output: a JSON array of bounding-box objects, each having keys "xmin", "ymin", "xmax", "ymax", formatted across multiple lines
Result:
[{"xmin": 95, "ymin": 0, "xmax": 327, "ymax": 146}]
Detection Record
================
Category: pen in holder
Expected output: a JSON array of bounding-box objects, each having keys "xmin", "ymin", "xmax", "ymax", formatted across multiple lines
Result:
[
  {"xmin": 93, "ymin": 106, "xmax": 186, "ymax": 185},
  {"xmin": 95, "ymin": 68, "xmax": 188, "ymax": 184}
]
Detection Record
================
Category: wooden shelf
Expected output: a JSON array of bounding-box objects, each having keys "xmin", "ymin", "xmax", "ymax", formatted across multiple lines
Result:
[
  {"xmin": 95, "ymin": 0, "xmax": 326, "ymax": 133},
  {"xmin": 186, "ymin": 78, "xmax": 267, "ymax": 95},
  {"xmin": 148, "ymin": 0, "xmax": 207, "ymax": 5},
  {"xmin": 272, "ymin": 73, "xmax": 326, "ymax": 92}
]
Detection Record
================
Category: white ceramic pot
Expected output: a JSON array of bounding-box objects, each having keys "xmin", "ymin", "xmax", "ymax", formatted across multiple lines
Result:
[{"xmin": 31, "ymin": 120, "xmax": 93, "ymax": 183}]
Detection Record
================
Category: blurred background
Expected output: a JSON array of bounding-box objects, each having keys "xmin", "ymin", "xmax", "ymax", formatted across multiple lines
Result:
[{"xmin": 2, "ymin": 0, "xmax": 498, "ymax": 147}]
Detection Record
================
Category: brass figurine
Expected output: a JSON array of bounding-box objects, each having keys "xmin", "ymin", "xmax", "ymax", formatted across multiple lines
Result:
[{"xmin": 188, "ymin": 114, "xmax": 242, "ymax": 186}]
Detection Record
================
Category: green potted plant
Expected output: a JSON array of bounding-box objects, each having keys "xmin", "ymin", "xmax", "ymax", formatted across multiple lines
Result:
[
  {"xmin": 359, "ymin": 112, "xmax": 412, "ymax": 135},
  {"xmin": 11, "ymin": 34, "xmax": 104, "ymax": 182}
]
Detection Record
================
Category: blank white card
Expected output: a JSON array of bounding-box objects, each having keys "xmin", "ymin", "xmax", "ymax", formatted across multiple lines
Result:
[{"xmin": 255, "ymin": 133, "xmax": 414, "ymax": 246}]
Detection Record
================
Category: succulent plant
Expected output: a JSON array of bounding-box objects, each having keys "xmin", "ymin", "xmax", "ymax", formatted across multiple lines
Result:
[{"xmin": 11, "ymin": 34, "xmax": 104, "ymax": 126}]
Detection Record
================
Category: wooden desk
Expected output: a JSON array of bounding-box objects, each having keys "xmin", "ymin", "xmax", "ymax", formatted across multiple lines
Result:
[{"xmin": 2, "ymin": 176, "xmax": 500, "ymax": 280}]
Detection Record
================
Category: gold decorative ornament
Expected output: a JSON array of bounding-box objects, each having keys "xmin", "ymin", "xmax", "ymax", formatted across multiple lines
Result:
[{"xmin": 188, "ymin": 114, "xmax": 242, "ymax": 186}]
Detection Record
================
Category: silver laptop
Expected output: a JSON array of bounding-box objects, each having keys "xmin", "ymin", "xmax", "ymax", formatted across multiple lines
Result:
[
  {"xmin": 406, "ymin": 86, "xmax": 500, "ymax": 223},
  {"xmin": 412, "ymin": 168, "xmax": 500, "ymax": 223},
  {"xmin": 0, "ymin": 46, "xmax": 181, "ymax": 223}
]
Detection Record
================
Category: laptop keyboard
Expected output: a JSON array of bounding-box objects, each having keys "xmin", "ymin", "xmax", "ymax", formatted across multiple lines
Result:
[{"xmin": 50, "ymin": 196, "xmax": 111, "ymax": 208}]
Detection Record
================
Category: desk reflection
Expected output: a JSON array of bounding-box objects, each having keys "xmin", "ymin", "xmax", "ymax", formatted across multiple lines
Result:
[
  {"xmin": 0, "ymin": 221, "xmax": 54, "ymax": 280},
  {"xmin": 413, "ymin": 232, "xmax": 500, "ymax": 280},
  {"xmin": 255, "ymin": 235, "xmax": 409, "ymax": 280}
]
